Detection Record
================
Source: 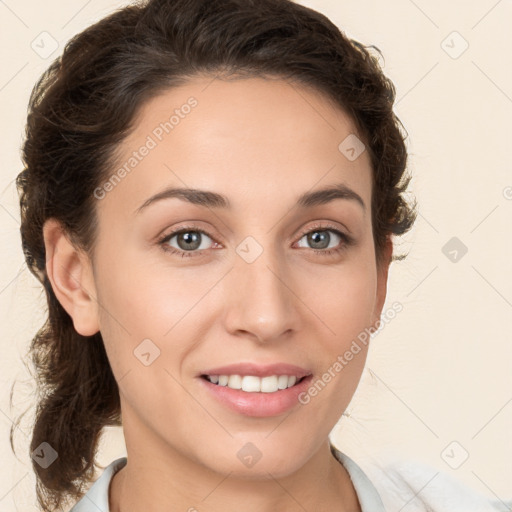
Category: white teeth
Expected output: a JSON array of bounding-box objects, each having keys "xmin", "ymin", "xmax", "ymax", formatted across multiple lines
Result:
[
  {"xmin": 228, "ymin": 374, "xmax": 242, "ymax": 389},
  {"xmin": 242, "ymin": 376, "xmax": 260, "ymax": 392},
  {"xmin": 277, "ymin": 375, "xmax": 289, "ymax": 389},
  {"xmin": 260, "ymin": 376, "xmax": 278, "ymax": 393},
  {"xmin": 206, "ymin": 374, "xmax": 302, "ymax": 392}
]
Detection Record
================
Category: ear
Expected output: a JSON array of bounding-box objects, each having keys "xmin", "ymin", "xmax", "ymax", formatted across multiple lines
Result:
[
  {"xmin": 43, "ymin": 218, "xmax": 100, "ymax": 336},
  {"xmin": 370, "ymin": 236, "xmax": 393, "ymax": 330}
]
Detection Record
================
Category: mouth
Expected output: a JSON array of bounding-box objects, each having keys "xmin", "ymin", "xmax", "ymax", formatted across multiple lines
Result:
[
  {"xmin": 197, "ymin": 362, "xmax": 313, "ymax": 416},
  {"xmin": 200, "ymin": 374, "xmax": 309, "ymax": 393}
]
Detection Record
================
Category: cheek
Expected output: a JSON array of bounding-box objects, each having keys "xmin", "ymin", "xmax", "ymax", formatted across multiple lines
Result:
[
  {"xmin": 94, "ymin": 249, "xmax": 189, "ymax": 335},
  {"xmin": 93, "ymin": 246, "xmax": 215, "ymax": 376},
  {"xmin": 302, "ymin": 260, "xmax": 377, "ymax": 344},
  {"xmin": 92, "ymin": 252, "xmax": 194, "ymax": 422},
  {"xmin": 298, "ymin": 257, "xmax": 377, "ymax": 401}
]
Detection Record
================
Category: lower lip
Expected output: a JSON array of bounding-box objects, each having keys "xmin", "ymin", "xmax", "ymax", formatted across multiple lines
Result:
[{"xmin": 199, "ymin": 375, "xmax": 313, "ymax": 417}]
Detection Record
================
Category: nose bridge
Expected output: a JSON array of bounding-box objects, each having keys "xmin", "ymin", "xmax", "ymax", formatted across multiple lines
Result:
[{"xmin": 225, "ymin": 235, "xmax": 298, "ymax": 342}]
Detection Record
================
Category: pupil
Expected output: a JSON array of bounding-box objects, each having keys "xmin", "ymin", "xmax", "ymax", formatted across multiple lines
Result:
[
  {"xmin": 179, "ymin": 231, "xmax": 201, "ymax": 250},
  {"xmin": 309, "ymin": 231, "xmax": 329, "ymax": 249}
]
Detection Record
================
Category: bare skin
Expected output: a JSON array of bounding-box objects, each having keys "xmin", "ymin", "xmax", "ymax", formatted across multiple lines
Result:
[{"xmin": 44, "ymin": 75, "xmax": 392, "ymax": 512}]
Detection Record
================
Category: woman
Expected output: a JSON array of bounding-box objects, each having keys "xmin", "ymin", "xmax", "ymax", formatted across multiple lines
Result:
[{"xmin": 13, "ymin": 0, "xmax": 508, "ymax": 510}]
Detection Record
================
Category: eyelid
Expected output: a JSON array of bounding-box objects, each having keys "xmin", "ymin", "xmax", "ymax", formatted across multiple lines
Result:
[
  {"xmin": 157, "ymin": 223, "xmax": 218, "ymax": 246},
  {"xmin": 295, "ymin": 221, "xmax": 349, "ymax": 240}
]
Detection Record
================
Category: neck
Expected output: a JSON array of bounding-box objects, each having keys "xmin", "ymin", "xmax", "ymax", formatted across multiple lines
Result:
[{"xmin": 109, "ymin": 437, "xmax": 361, "ymax": 512}]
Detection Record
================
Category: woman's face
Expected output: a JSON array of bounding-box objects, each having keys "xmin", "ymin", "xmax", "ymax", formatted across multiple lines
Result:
[{"xmin": 88, "ymin": 76, "xmax": 390, "ymax": 477}]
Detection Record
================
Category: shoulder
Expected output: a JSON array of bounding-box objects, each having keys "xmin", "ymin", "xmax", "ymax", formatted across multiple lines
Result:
[
  {"xmin": 68, "ymin": 457, "xmax": 127, "ymax": 512},
  {"xmin": 360, "ymin": 454, "xmax": 511, "ymax": 512}
]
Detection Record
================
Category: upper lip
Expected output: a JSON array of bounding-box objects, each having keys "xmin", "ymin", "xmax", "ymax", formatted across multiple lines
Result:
[{"xmin": 200, "ymin": 362, "xmax": 311, "ymax": 379}]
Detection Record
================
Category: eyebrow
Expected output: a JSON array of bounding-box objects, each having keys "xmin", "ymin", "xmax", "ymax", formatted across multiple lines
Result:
[{"xmin": 135, "ymin": 182, "xmax": 366, "ymax": 214}]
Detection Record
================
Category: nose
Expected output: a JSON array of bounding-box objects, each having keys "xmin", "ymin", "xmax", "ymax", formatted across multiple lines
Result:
[{"xmin": 222, "ymin": 245, "xmax": 301, "ymax": 344}]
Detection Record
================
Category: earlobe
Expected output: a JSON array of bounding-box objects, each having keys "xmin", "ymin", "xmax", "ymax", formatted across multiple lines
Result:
[{"xmin": 43, "ymin": 218, "xmax": 100, "ymax": 336}]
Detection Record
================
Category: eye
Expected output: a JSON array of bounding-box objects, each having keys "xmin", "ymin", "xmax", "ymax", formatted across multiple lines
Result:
[
  {"xmin": 158, "ymin": 226, "xmax": 217, "ymax": 258},
  {"xmin": 295, "ymin": 224, "xmax": 354, "ymax": 256}
]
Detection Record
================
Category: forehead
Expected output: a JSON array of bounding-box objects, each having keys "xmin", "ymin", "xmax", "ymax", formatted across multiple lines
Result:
[{"xmin": 99, "ymin": 76, "xmax": 372, "ymax": 217}]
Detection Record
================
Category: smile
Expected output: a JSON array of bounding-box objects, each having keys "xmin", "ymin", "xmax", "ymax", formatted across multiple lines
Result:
[{"xmin": 202, "ymin": 374, "xmax": 306, "ymax": 393}]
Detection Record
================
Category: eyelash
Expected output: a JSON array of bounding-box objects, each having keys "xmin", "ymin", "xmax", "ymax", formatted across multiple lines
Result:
[{"xmin": 157, "ymin": 222, "xmax": 355, "ymax": 259}]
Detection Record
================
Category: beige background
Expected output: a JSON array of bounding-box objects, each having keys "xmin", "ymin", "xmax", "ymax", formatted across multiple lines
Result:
[{"xmin": 1, "ymin": 0, "xmax": 511, "ymax": 510}]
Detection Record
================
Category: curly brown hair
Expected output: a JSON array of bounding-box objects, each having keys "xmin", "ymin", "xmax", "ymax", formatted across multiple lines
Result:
[{"xmin": 12, "ymin": 0, "xmax": 417, "ymax": 510}]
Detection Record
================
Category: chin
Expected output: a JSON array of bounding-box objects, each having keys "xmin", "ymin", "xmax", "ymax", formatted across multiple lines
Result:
[{"xmin": 195, "ymin": 438, "xmax": 314, "ymax": 480}]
